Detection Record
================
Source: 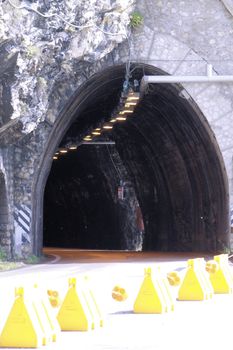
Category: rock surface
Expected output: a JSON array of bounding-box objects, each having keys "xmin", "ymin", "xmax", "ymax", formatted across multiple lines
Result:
[{"xmin": 0, "ymin": 0, "xmax": 134, "ymax": 133}]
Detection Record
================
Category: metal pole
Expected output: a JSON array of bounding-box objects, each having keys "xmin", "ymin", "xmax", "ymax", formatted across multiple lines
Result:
[
  {"xmin": 141, "ymin": 74, "xmax": 233, "ymax": 85},
  {"xmin": 81, "ymin": 141, "xmax": 115, "ymax": 145}
]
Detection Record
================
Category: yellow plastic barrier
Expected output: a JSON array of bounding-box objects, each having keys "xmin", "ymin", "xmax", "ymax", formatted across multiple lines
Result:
[
  {"xmin": 157, "ymin": 267, "xmax": 175, "ymax": 312},
  {"xmin": 209, "ymin": 254, "xmax": 233, "ymax": 293},
  {"xmin": 196, "ymin": 258, "xmax": 214, "ymax": 297},
  {"xmin": 34, "ymin": 285, "xmax": 60, "ymax": 343},
  {"xmin": 178, "ymin": 258, "xmax": 213, "ymax": 301},
  {"xmin": 57, "ymin": 277, "xmax": 103, "ymax": 331},
  {"xmin": 133, "ymin": 267, "xmax": 174, "ymax": 314},
  {"xmin": 82, "ymin": 276, "xmax": 104, "ymax": 328},
  {"xmin": 0, "ymin": 287, "xmax": 45, "ymax": 348}
]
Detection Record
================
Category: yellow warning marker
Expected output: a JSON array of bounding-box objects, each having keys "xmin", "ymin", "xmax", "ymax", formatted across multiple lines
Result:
[
  {"xmin": 47, "ymin": 290, "xmax": 61, "ymax": 308},
  {"xmin": 57, "ymin": 277, "xmax": 94, "ymax": 331},
  {"xmin": 133, "ymin": 267, "xmax": 173, "ymax": 314},
  {"xmin": 0, "ymin": 287, "xmax": 44, "ymax": 348},
  {"xmin": 178, "ymin": 259, "xmax": 213, "ymax": 301},
  {"xmin": 205, "ymin": 260, "xmax": 219, "ymax": 274},
  {"xmin": 209, "ymin": 254, "xmax": 233, "ymax": 293},
  {"xmin": 167, "ymin": 271, "xmax": 181, "ymax": 286},
  {"xmin": 112, "ymin": 285, "xmax": 128, "ymax": 302}
]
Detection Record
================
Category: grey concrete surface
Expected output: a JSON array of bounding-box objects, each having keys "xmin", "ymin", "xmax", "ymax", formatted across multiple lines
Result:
[{"xmin": 0, "ymin": 250, "xmax": 232, "ymax": 349}]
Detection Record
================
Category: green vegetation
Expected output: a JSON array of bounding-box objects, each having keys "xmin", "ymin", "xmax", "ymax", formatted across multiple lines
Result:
[
  {"xmin": 0, "ymin": 251, "xmax": 42, "ymax": 271},
  {"xmin": 0, "ymin": 261, "xmax": 23, "ymax": 271},
  {"xmin": 25, "ymin": 254, "xmax": 40, "ymax": 264},
  {"xmin": 0, "ymin": 248, "xmax": 24, "ymax": 271},
  {"xmin": 130, "ymin": 11, "xmax": 144, "ymax": 28},
  {"xmin": 0, "ymin": 247, "xmax": 7, "ymax": 261}
]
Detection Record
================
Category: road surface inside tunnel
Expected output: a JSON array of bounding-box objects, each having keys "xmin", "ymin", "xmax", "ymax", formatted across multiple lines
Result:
[{"xmin": 44, "ymin": 247, "xmax": 212, "ymax": 264}]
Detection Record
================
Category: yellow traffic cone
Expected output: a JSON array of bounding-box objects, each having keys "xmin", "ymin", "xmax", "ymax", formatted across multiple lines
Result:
[{"xmin": 34, "ymin": 284, "xmax": 60, "ymax": 342}]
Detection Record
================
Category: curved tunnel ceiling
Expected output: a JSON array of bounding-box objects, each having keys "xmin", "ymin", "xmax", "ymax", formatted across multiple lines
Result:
[{"xmin": 43, "ymin": 64, "xmax": 229, "ymax": 252}]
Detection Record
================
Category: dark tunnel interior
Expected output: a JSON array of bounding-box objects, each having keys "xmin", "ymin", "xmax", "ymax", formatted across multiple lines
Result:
[{"xmin": 43, "ymin": 63, "xmax": 229, "ymax": 252}]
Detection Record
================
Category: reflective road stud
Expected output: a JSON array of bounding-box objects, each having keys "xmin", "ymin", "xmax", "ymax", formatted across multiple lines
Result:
[
  {"xmin": 134, "ymin": 267, "xmax": 174, "ymax": 314},
  {"xmin": 178, "ymin": 259, "xmax": 213, "ymax": 301},
  {"xmin": 57, "ymin": 277, "xmax": 94, "ymax": 331},
  {"xmin": 0, "ymin": 287, "xmax": 44, "ymax": 348}
]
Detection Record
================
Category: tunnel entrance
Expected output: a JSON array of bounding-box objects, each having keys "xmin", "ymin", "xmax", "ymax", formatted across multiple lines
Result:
[{"xmin": 42, "ymin": 63, "xmax": 229, "ymax": 252}]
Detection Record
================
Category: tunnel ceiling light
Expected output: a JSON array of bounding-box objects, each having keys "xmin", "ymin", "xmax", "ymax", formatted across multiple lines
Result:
[
  {"xmin": 69, "ymin": 145, "xmax": 77, "ymax": 150},
  {"xmin": 55, "ymin": 152, "xmax": 59, "ymax": 155},
  {"xmin": 83, "ymin": 136, "xmax": 92, "ymax": 141},
  {"xmin": 110, "ymin": 118, "xmax": 117, "ymax": 123},
  {"xmin": 59, "ymin": 148, "xmax": 68, "ymax": 154},
  {"xmin": 119, "ymin": 109, "xmax": 134, "ymax": 115},
  {"xmin": 103, "ymin": 124, "xmax": 113, "ymax": 130},
  {"xmin": 125, "ymin": 101, "xmax": 137, "ymax": 107},
  {"xmin": 76, "ymin": 80, "xmax": 141, "ymax": 146},
  {"xmin": 116, "ymin": 116, "xmax": 127, "ymax": 121},
  {"xmin": 126, "ymin": 92, "xmax": 140, "ymax": 101},
  {"xmin": 53, "ymin": 156, "xmax": 58, "ymax": 160}
]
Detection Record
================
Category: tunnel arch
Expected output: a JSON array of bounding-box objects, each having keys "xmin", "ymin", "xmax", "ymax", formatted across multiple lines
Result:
[{"xmin": 32, "ymin": 63, "xmax": 229, "ymax": 255}]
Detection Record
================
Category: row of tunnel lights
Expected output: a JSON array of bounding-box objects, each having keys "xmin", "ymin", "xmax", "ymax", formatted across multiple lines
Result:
[{"xmin": 53, "ymin": 90, "xmax": 140, "ymax": 160}]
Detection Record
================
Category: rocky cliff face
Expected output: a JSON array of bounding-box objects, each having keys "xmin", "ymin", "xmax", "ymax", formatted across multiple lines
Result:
[{"xmin": 0, "ymin": 0, "xmax": 134, "ymax": 134}]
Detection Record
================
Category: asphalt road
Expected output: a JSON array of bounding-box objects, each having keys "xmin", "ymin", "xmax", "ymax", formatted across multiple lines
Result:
[{"xmin": 0, "ymin": 249, "xmax": 232, "ymax": 350}]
